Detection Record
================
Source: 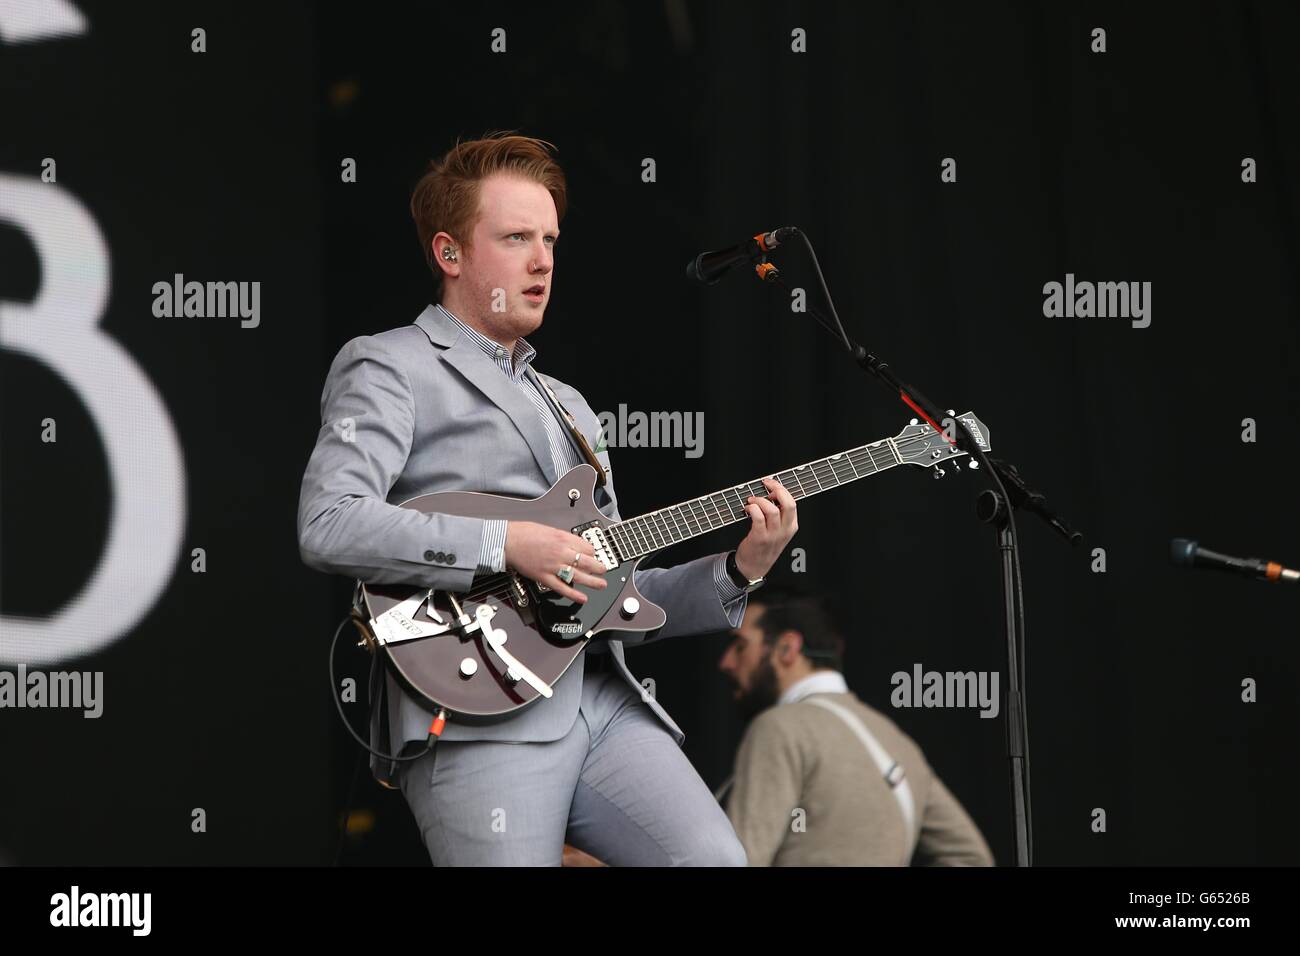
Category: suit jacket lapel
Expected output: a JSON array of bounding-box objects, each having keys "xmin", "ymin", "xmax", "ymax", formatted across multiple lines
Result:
[{"xmin": 415, "ymin": 306, "xmax": 558, "ymax": 486}]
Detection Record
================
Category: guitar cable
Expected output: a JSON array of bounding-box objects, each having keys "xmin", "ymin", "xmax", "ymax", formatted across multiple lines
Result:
[{"xmin": 329, "ymin": 613, "xmax": 447, "ymax": 865}]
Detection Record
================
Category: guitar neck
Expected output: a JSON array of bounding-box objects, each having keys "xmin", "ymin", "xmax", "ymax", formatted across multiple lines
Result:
[{"xmin": 606, "ymin": 435, "xmax": 907, "ymax": 561}]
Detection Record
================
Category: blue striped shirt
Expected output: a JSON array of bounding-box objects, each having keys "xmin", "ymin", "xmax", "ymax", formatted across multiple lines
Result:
[{"xmin": 436, "ymin": 303, "xmax": 746, "ymax": 618}]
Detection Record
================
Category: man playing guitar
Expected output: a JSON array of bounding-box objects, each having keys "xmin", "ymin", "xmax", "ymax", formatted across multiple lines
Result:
[{"xmin": 298, "ymin": 132, "xmax": 797, "ymax": 866}]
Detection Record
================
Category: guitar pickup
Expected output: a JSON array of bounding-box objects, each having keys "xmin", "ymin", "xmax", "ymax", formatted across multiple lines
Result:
[{"xmin": 579, "ymin": 526, "xmax": 619, "ymax": 571}]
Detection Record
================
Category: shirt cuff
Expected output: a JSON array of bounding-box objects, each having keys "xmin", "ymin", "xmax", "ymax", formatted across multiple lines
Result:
[
  {"xmin": 713, "ymin": 552, "xmax": 748, "ymax": 628},
  {"xmin": 478, "ymin": 519, "xmax": 508, "ymax": 575}
]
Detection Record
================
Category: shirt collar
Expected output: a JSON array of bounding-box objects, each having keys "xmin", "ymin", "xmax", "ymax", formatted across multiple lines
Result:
[
  {"xmin": 436, "ymin": 303, "xmax": 536, "ymax": 381},
  {"xmin": 779, "ymin": 670, "xmax": 849, "ymax": 705}
]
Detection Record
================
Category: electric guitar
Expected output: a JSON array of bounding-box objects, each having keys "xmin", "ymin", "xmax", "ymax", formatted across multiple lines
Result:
[{"xmin": 357, "ymin": 412, "xmax": 990, "ymax": 721}]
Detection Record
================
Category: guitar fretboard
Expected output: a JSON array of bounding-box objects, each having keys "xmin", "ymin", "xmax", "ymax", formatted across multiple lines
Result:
[{"xmin": 605, "ymin": 438, "xmax": 905, "ymax": 561}]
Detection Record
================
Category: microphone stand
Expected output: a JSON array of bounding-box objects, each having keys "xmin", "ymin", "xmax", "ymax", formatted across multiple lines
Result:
[{"xmin": 737, "ymin": 228, "xmax": 1082, "ymax": 867}]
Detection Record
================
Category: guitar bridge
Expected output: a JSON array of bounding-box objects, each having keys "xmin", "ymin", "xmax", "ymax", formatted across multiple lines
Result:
[{"xmin": 510, "ymin": 571, "xmax": 529, "ymax": 606}]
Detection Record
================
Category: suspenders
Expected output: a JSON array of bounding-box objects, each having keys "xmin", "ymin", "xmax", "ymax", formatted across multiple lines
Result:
[
  {"xmin": 713, "ymin": 697, "xmax": 920, "ymax": 865},
  {"xmin": 805, "ymin": 697, "xmax": 919, "ymax": 864}
]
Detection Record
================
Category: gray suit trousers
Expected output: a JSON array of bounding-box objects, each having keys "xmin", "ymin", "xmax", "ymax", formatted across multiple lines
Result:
[{"xmin": 398, "ymin": 669, "xmax": 748, "ymax": 866}]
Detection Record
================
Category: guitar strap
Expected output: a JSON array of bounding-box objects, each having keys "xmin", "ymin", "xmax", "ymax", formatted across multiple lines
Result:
[
  {"xmin": 805, "ymin": 696, "xmax": 918, "ymax": 864},
  {"xmin": 525, "ymin": 366, "xmax": 608, "ymax": 489}
]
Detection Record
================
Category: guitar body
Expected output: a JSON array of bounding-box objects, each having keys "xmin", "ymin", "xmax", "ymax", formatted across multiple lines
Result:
[{"xmin": 360, "ymin": 465, "xmax": 665, "ymax": 722}]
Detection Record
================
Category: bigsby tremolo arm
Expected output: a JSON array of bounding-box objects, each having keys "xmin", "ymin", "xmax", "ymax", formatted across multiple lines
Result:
[{"xmin": 473, "ymin": 603, "xmax": 553, "ymax": 699}]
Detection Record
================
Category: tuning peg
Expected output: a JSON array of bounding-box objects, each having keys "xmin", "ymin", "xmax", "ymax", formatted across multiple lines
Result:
[
  {"xmin": 933, "ymin": 466, "xmax": 946, "ymax": 479},
  {"xmin": 968, "ymin": 460, "xmax": 980, "ymax": 470}
]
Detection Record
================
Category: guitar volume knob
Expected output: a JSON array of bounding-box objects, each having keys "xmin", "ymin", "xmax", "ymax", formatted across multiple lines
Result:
[{"xmin": 620, "ymin": 597, "xmax": 640, "ymax": 619}]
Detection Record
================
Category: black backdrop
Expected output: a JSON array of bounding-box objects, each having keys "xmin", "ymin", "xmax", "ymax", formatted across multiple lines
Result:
[{"xmin": 2, "ymin": 0, "xmax": 1297, "ymax": 866}]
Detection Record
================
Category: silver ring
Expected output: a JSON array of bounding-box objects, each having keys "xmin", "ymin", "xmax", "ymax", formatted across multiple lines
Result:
[{"xmin": 557, "ymin": 565, "xmax": 575, "ymax": 585}]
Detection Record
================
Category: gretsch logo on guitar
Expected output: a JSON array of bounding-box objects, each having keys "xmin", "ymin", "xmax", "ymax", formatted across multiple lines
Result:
[{"xmin": 358, "ymin": 413, "xmax": 989, "ymax": 722}]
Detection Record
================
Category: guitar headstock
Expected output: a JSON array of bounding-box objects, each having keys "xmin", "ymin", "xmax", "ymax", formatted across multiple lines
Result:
[{"xmin": 893, "ymin": 410, "xmax": 991, "ymax": 474}]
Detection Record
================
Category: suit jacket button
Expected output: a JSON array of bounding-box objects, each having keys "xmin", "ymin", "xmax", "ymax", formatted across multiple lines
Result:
[
  {"xmin": 434, "ymin": 551, "xmax": 446, "ymax": 562},
  {"xmin": 424, "ymin": 549, "xmax": 436, "ymax": 562},
  {"xmin": 446, "ymin": 553, "xmax": 456, "ymax": 564}
]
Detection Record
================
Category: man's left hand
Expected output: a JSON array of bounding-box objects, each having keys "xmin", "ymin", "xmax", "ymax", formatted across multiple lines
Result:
[{"xmin": 735, "ymin": 478, "xmax": 798, "ymax": 580}]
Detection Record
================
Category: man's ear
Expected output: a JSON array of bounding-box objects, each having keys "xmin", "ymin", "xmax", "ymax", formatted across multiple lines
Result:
[
  {"xmin": 432, "ymin": 232, "xmax": 461, "ymax": 280},
  {"xmin": 776, "ymin": 630, "xmax": 804, "ymax": 663}
]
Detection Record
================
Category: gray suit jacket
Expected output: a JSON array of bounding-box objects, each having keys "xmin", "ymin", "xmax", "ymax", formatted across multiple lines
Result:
[{"xmin": 298, "ymin": 305, "xmax": 743, "ymax": 782}]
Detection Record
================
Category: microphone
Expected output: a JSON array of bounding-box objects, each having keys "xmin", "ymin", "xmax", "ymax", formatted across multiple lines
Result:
[
  {"xmin": 686, "ymin": 226, "xmax": 799, "ymax": 285},
  {"xmin": 1170, "ymin": 538, "xmax": 1299, "ymax": 583}
]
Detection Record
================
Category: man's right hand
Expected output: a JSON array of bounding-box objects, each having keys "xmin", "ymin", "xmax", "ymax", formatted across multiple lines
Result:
[{"xmin": 504, "ymin": 521, "xmax": 607, "ymax": 604}]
